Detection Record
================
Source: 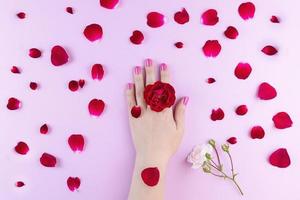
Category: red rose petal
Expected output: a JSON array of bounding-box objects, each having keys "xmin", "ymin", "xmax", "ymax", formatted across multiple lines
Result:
[
  {"xmin": 78, "ymin": 79, "xmax": 85, "ymax": 88},
  {"xmin": 202, "ymin": 40, "xmax": 221, "ymax": 57},
  {"xmin": 99, "ymin": 0, "xmax": 119, "ymax": 9},
  {"xmin": 68, "ymin": 80, "xmax": 79, "ymax": 92},
  {"xmin": 91, "ymin": 64, "xmax": 104, "ymax": 81},
  {"xmin": 29, "ymin": 48, "xmax": 42, "ymax": 58},
  {"xmin": 234, "ymin": 62, "xmax": 252, "ymax": 79},
  {"xmin": 261, "ymin": 45, "xmax": 278, "ymax": 56},
  {"xmin": 238, "ymin": 2, "xmax": 255, "ymax": 20},
  {"xmin": 206, "ymin": 77, "xmax": 216, "ymax": 84},
  {"xmin": 15, "ymin": 142, "xmax": 29, "ymax": 155},
  {"xmin": 17, "ymin": 12, "xmax": 26, "ymax": 19},
  {"xmin": 224, "ymin": 26, "xmax": 239, "ymax": 39},
  {"xmin": 84, "ymin": 24, "xmax": 103, "ymax": 42},
  {"xmin": 88, "ymin": 99, "xmax": 105, "ymax": 117},
  {"xmin": 272, "ymin": 112, "xmax": 293, "ymax": 129},
  {"xmin": 130, "ymin": 30, "xmax": 144, "ymax": 45},
  {"xmin": 227, "ymin": 137, "xmax": 237, "ymax": 144},
  {"xmin": 235, "ymin": 105, "xmax": 248, "ymax": 115},
  {"xmin": 257, "ymin": 82, "xmax": 277, "ymax": 100},
  {"xmin": 174, "ymin": 42, "xmax": 184, "ymax": 48},
  {"xmin": 51, "ymin": 45, "xmax": 69, "ymax": 66},
  {"xmin": 141, "ymin": 167, "xmax": 160, "ymax": 187},
  {"xmin": 269, "ymin": 148, "xmax": 291, "ymax": 168},
  {"xmin": 11, "ymin": 66, "xmax": 21, "ymax": 74},
  {"xmin": 67, "ymin": 177, "xmax": 81, "ymax": 191},
  {"xmin": 147, "ymin": 12, "xmax": 165, "ymax": 28},
  {"xmin": 40, "ymin": 124, "xmax": 49, "ymax": 134},
  {"xmin": 15, "ymin": 181, "xmax": 25, "ymax": 187},
  {"xmin": 68, "ymin": 134, "xmax": 85, "ymax": 153},
  {"xmin": 250, "ymin": 126, "xmax": 265, "ymax": 139},
  {"xmin": 131, "ymin": 106, "xmax": 141, "ymax": 118},
  {"xmin": 66, "ymin": 7, "xmax": 74, "ymax": 14},
  {"xmin": 174, "ymin": 8, "xmax": 189, "ymax": 25},
  {"xmin": 29, "ymin": 82, "xmax": 38, "ymax": 90},
  {"xmin": 7, "ymin": 97, "xmax": 21, "ymax": 110},
  {"xmin": 201, "ymin": 9, "xmax": 219, "ymax": 26},
  {"xmin": 210, "ymin": 108, "xmax": 224, "ymax": 121},
  {"xmin": 270, "ymin": 16, "xmax": 280, "ymax": 23},
  {"xmin": 40, "ymin": 153, "xmax": 57, "ymax": 167}
]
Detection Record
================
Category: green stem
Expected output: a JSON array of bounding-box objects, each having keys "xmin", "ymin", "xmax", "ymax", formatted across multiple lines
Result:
[
  {"xmin": 212, "ymin": 145, "xmax": 221, "ymax": 169},
  {"xmin": 227, "ymin": 151, "xmax": 234, "ymax": 177}
]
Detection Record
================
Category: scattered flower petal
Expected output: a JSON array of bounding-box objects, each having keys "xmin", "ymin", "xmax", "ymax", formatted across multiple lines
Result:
[
  {"xmin": 68, "ymin": 80, "xmax": 79, "ymax": 92},
  {"xmin": 66, "ymin": 7, "xmax": 74, "ymax": 14},
  {"xmin": 88, "ymin": 99, "xmax": 105, "ymax": 117},
  {"xmin": 7, "ymin": 97, "xmax": 21, "ymax": 110},
  {"xmin": 227, "ymin": 137, "xmax": 237, "ymax": 144},
  {"xmin": 174, "ymin": 8, "xmax": 189, "ymax": 24},
  {"xmin": 29, "ymin": 48, "xmax": 42, "ymax": 58},
  {"xmin": 210, "ymin": 108, "xmax": 224, "ymax": 121},
  {"xmin": 224, "ymin": 26, "xmax": 239, "ymax": 39},
  {"xmin": 261, "ymin": 45, "xmax": 278, "ymax": 56},
  {"xmin": 68, "ymin": 134, "xmax": 85, "ymax": 153},
  {"xmin": 270, "ymin": 15, "xmax": 280, "ymax": 23},
  {"xmin": 238, "ymin": 2, "xmax": 255, "ymax": 20},
  {"xmin": 99, "ymin": 0, "xmax": 119, "ymax": 9},
  {"xmin": 269, "ymin": 148, "xmax": 291, "ymax": 168},
  {"xmin": 29, "ymin": 82, "xmax": 38, "ymax": 90},
  {"xmin": 234, "ymin": 62, "xmax": 252, "ymax": 79},
  {"xmin": 174, "ymin": 42, "xmax": 183, "ymax": 48},
  {"xmin": 272, "ymin": 112, "xmax": 293, "ymax": 129},
  {"xmin": 67, "ymin": 177, "xmax": 81, "ymax": 191},
  {"xmin": 11, "ymin": 66, "xmax": 21, "ymax": 74},
  {"xmin": 40, "ymin": 124, "xmax": 49, "ymax": 134},
  {"xmin": 206, "ymin": 77, "xmax": 216, "ymax": 84},
  {"xmin": 235, "ymin": 105, "xmax": 248, "ymax": 115},
  {"xmin": 250, "ymin": 126, "xmax": 265, "ymax": 139},
  {"xmin": 40, "ymin": 153, "xmax": 57, "ymax": 167},
  {"xmin": 16, "ymin": 12, "xmax": 26, "ymax": 19},
  {"xmin": 141, "ymin": 167, "xmax": 160, "ymax": 187},
  {"xmin": 78, "ymin": 79, "xmax": 85, "ymax": 88},
  {"xmin": 51, "ymin": 45, "xmax": 69, "ymax": 66},
  {"xmin": 257, "ymin": 82, "xmax": 277, "ymax": 100},
  {"xmin": 91, "ymin": 64, "xmax": 104, "ymax": 80},
  {"xmin": 15, "ymin": 142, "xmax": 29, "ymax": 155},
  {"xmin": 201, "ymin": 9, "xmax": 219, "ymax": 25},
  {"xmin": 147, "ymin": 12, "xmax": 165, "ymax": 28},
  {"xmin": 84, "ymin": 24, "xmax": 103, "ymax": 42},
  {"xmin": 131, "ymin": 106, "xmax": 141, "ymax": 118},
  {"xmin": 130, "ymin": 30, "xmax": 144, "ymax": 45},
  {"xmin": 15, "ymin": 181, "xmax": 25, "ymax": 187},
  {"xmin": 202, "ymin": 40, "xmax": 221, "ymax": 57}
]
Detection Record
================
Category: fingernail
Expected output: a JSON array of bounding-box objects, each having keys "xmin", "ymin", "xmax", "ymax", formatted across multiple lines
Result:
[
  {"xmin": 127, "ymin": 83, "xmax": 134, "ymax": 90},
  {"xmin": 183, "ymin": 96, "xmax": 189, "ymax": 106},
  {"xmin": 144, "ymin": 58, "xmax": 152, "ymax": 67},
  {"xmin": 160, "ymin": 63, "xmax": 167, "ymax": 71},
  {"xmin": 134, "ymin": 66, "xmax": 142, "ymax": 75}
]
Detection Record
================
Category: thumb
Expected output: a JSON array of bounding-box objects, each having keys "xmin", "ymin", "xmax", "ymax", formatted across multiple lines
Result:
[{"xmin": 174, "ymin": 97, "xmax": 189, "ymax": 132}]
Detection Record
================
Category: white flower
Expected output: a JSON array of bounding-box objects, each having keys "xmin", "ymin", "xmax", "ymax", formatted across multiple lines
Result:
[{"xmin": 187, "ymin": 144, "xmax": 213, "ymax": 169}]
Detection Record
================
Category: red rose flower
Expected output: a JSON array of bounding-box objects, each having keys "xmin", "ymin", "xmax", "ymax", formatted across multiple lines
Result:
[{"xmin": 144, "ymin": 81, "xmax": 176, "ymax": 112}]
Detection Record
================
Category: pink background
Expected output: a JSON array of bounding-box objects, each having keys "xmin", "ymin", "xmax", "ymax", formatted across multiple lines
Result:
[{"xmin": 1, "ymin": 0, "xmax": 300, "ymax": 199}]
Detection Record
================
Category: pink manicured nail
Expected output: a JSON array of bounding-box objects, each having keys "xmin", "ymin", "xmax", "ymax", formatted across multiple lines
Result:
[
  {"xmin": 127, "ymin": 83, "xmax": 134, "ymax": 90},
  {"xmin": 160, "ymin": 63, "xmax": 167, "ymax": 71},
  {"xmin": 144, "ymin": 59, "xmax": 152, "ymax": 67},
  {"xmin": 183, "ymin": 96, "xmax": 189, "ymax": 106},
  {"xmin": 134, "ymin": 66, "xmax": 142, "ymax": 75}
]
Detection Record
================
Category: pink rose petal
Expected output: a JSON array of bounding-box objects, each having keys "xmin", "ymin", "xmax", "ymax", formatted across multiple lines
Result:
[
  {"xmin": 201, "ymin": 9, "xmax": 219, "ymax": 25},
  {"xmin": 210, "ymin": 108, "xmax": 224, "ymax": 121},
  {"xmin": 174, "ymin": 8, "xmax": 189, "ymax": 25},
  {"xmin": 29, "ymin": 48, "xmax": 42, "ymax": 58},
  {"xmin": 68, "ymin": 134, "xmax": 85, "ymax": 153},
  {"xmin": 269, "ymin": 148, "xmax": 291, "ymax": 168},
  {"xmin": 99, "ymin": 0, "xmax": 119, "ymax": 9},
  {"xmin": 7, "ymin": 97, "xmax": 21, "ymax": 110},
  {"xmin": 67, "ymin": 177, "xmax": 81, "ymax": 191},
  {"xmin": 238, "ymin": 2, "xmax": 255, "ymax": 20},
  {"xmin": 234, "ymin": 62, "xmax": 252, "ymax": 80},
  {"xmin": 147, "ymin": 12, "xmax": 165, "ymax": 28},
  {"xmin": 224, "ymin": 26, "xmax": 239, "ymax": 39},
  {"xmin": 88, "ymin": 99, "xmax": 105, "ymax": 117},
  {"xmin": 84, "ymin": 24, "xmax": 103, "ymax": 42},
  {"xmin": 261, "ymin": 45, "xmax": 278, "ymax": 56},
  {"xmin": 51, "ymin": 45, "xmax": 69, "ymax": 66},
  {"xmin": 272, "ymin": 112, "xmax": 293, "ymax": 129},
  {"xmin": 130, "ymin": 30, "xmax": 144, "ymax": 45},
  {"xmin": 202, "ymin": 40, "xmax": 221, "ymax": 57},
  {"xmin": 91, "ymin": 64, "xmax": 104, "ymax": 81},
  {"xmin": 235, "ymin": 105, "xmax": 248, "ymax": 116},
  {"xmin": 257, "ymin": 82, "xmax": 277, "ymax": 100},
  {"xmin": 15, "ymin": 142, "xmax": 29, "ymax": 155},
  {"xmin": 250, "ymin": 126, "xmax": 265, "ymax": 139},
  {"xmin": 40, "ymin": 153, "xmax": 57, "ymax": 167}
]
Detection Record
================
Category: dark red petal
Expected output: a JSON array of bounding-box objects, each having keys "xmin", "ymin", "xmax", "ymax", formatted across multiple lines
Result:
[
  {"xmin": 67, "ymin": 177, "xmax": 81, "ymax": 191},
  {"xmin": 250, "ymin": 126, "xmax": 265, "ymax": 139},
  {"xmin": 235, "ymin": 105, "xmax": 248, "ymax": 115},
  {"xmin": 224, "ymin": 26, "xmax": 239, "ymax": 39},
  {"xmin": 201, "ymin": 9, "xmax": 219, "ymax": 25},
  {"xmin": 68, "ymin": 80, "xmax": 79, "ymax": 92},
  {"xmin": 174, "ymin": 8, "xmax": 189, "ymax": 25},
  {"xmin": 202, "ymin": 40, "xmax": 221, "ymax": 57},
  {"xmin": 29, "ymin": 82, "xmax": 38, "ymax": 90},
  {"xmin": 269, "ymin": 148, "xmax": 291, "ymax": 168},
  {"xmin": 238, "ymin": 2, "xmax": 255, "ymax": 20},
  {"xmin": 91, "ymin": 64, "xmax": 104, "ymax": 81},
  {"xmin": 130, "ymin": 30, "xmax": 144, "ymax": 45},
  {"xmin": 68, "ymin": 134, "xmax": 85, "ymax": 153},
  {"xmin": 7, "ymin": 97, "xmax": 21, "ymax": 110},
  {"xmin": 272, "ymin": 112, "xmax": 293, "ymax": 129},
  {"xmin": 40, "ymin": 124, "xmax": 49, "ymax": 134},
  {"xmin": 270, "ymin": 16, "xmax": 280, "ymax": 23},
  {"xmin": 17, "ymin": 12, "xmax": 26, "ymax": 19},
  {"xmin": 131, "ymin": 106, "xmax": 141, "ymax": 118},
  {"xmin": 257, "ymin": 82, "xmax": 277, "ymax": 100},
  {"xmin": 40, "ymin": 153, "xmax": 57, "ymax": 167},
  {"xmin": 78, "ymin": 79, "xmax": 85, "ymax": 88},
  {"xmin": 66, "ymin": 7, "xmax": 74, "ymax": 14},
  {"xmin": 227, "ymin": 137, "xmax": 237, "ymax": 144},
  {"xmin": 141, "ymin": 167, "xmax": 160, "ymax": 187},
  {"xmin": 261, "ymin": 45, "xmax": 278, "ymax": 56},
  {"xmin": 99, "ymin": 0, "xmax": 119, "ymax": 9},
  {"xmin": 51, "ymin": 45, "xmax": 69, "ymax": 66},
  {"xmin": 29, "ymin": 48, "xmax": 42, "ymax": 58},
  {"xmin": 206, "ymin": 77, "xmax": 216, "ymax": 84},
  {"xmin": 174, "ymin": 42, "xmax": 184, "ymax": 48},
  {"xmin": 147, "ymin": 12, "xmax": 165, "ymax": 28},
  {"xmin": 234, "ymin": 62, "xmax": 252, "ymax": 79},
  {"xmin": 11, "ymin": 66, "xmax": 21, "ymax": 74},
  {"xmin": 84, "ymin": 24, "xmax": 103, "ymax": 42},
  {"xmin": 15, "ymin": 181, "xmax": 25, "ymax": 187},
  {"xmin": 15, "ymin": 142, "xmax": 29, "ymax": 155},
  {"xmin": 88, "ymin": 99, "xmax": 105, "ymax": 117},
  {"xmin": 210, "ymin": 108, "xmax": 224, "ymax": 121}
]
